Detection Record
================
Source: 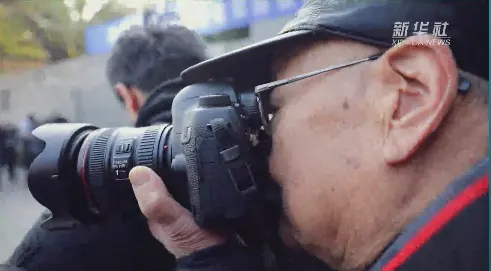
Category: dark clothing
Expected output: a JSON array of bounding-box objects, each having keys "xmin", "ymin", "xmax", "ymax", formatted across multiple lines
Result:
[
  {"xmin": 3, "ymin": 88, "xmax": 333, "ymax": 271},
  {"xmin": 176, "ymin": 243, "xmax": 263, "ymax": 271},
  {"xmin": 174, "ymin": 159, "xmax": 488, "ymax": 271},
  {"xmin": 4, "ymin": 90, "xmax": 178, "ymax": 271},
  {"xmin": 6, "ymin": 212, "xmax": 174, "ymax": 271},
  {"xmin": 0, "ymin": 126, "xmax": 6, "ymax": 165},
  {"xmin": 134, "ymin": 85, "xmax": 181, "ymax": 127},
  {"xmin": 176, "ymin": 243, "xmax": 331, "ymax": 271},
  {"xmin": 4, "ymin": 149, "xmax": 16, "ymax": 181},
  {"xmin": 0, "ymin": 126, "xmax": 18, "ymax": 181},
  {"xmin": 368, "ymin": 159, "xmax": 488, "ymax": 271}
]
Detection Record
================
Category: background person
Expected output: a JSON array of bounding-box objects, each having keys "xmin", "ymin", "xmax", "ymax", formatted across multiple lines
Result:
[
  {"xmin": 3, "ymin": 23, "xmax": 333, "ymax": 271},
  {"xmin": 18, "ymin": 114, "xmax": 40, "ymax": 170},
  {"xmin": 2, "ymin": 123, "xmax": 19, "ymax": 183},
  {"xmin": 5, "ymin": 24, "xmax": 208, "ymax": 271}
]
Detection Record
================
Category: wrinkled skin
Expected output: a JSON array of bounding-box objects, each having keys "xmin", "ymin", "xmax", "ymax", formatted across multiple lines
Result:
[{"xmin": 129, "ymin": 34, "xmax": 488, "ymax": 271}]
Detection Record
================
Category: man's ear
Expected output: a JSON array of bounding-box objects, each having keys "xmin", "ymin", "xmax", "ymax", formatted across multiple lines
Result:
[
  {"xmin": 115, "ymin": 83, "xmax": 141, "ymax": 121},
  {"xmin": 374, "ymin": 35, "xmax": 459, "ymax": 164}
]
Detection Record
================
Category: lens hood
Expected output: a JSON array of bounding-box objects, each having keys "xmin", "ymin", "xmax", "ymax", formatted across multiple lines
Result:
[{"xmin": 28, "ymin": 123, "xmax": 98, "ymax": 216}]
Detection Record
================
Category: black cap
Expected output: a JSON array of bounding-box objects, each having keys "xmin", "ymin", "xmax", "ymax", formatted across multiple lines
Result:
[{"xmin": 182, "ymin": 0, "xmax": 488, "ymax": 83}]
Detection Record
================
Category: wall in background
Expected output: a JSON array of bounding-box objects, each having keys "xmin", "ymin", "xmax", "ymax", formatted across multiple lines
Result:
[{"xmin": 0, "ymin": 15, "xmax": 292, "ymax": 127}]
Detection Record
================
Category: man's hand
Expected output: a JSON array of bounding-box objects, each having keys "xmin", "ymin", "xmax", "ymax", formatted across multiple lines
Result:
[{"xmin": 129, "ymin": 166, "xmax": 226, "ymax": 258}]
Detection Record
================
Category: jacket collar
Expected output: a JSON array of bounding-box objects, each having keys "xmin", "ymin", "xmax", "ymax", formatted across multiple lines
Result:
[
  {"xmin": 135, "ymin": 86, "xmax": 182, "ymax": 128},
  {"xmin": 369, "ymin": 158, "xmax": 489, "ymax": 271}
]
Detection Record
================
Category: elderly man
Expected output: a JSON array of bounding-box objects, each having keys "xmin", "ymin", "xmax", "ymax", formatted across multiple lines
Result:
[{"xmin": 127, "ymin": 0, "xmax": 488, "ymax": 271}]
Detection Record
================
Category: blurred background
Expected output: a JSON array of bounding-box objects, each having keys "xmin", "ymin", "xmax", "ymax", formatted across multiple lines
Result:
[{"xmin": 0, "ymin": 0, "xmax": 305, "ymax": 262}]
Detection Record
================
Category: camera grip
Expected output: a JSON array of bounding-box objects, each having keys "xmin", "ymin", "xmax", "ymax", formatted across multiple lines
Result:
[{"xmin": 181, "ymin": 118, "xmax": 256, "ymax": 229}]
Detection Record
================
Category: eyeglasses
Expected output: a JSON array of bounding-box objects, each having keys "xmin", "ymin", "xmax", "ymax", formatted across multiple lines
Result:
[
  {"xmin": 254, "ymin": 53, "xmax": 383, "ymax": 134},
  {"xmin": 253, "ymin": 52, "xmax": 472, "ymax": 135}
]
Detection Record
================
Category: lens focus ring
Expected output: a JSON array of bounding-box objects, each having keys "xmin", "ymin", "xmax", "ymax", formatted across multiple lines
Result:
[
  {"xmin": 136, "ymin": 126, "xmax": 160, "ymax": 169},
  {"xmin": 87, "ymin": 129, "xmax": 113, "ymax": 187}
]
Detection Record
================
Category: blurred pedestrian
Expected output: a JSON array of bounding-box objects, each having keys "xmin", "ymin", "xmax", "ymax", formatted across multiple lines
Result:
[
  {"xmin": 0, "ymin": 123, "xmax": 6, "ymax": 188},
  {"xmin": 3, "ymin": 123, "xmax": 19, "ymax": 182},
  {"xmin": 0, "ymin": 122, "xmax": 19, "ymax": 187},
  {"xmin": 19, "ymin": 114, "xmax": 41, "ymax": 169}
]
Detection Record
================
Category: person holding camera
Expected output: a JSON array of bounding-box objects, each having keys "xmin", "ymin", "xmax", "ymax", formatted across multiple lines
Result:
[
  {"xmin": 2, "ymin": 22, "xmax": 331, "ymax": 271},
  {"xmin": 125, "ymin": 1, "xmax": 488, "ymax": 271},
  {"xmin": 1, "ymin": 1, "xmax": 488, "ymax": 271},
  {"xmin": 3, "ymin": 24, "xmax": 208, "ymax": 271}
]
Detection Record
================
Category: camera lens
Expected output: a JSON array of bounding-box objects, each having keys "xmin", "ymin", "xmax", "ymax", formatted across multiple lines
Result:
[
  {"xmin": 27, "ymin": 83, "xmax": 273, "ymax": 236},
  {"xmin": 28, "ymin": 123, "xmax": 175, "ymax": 223}
]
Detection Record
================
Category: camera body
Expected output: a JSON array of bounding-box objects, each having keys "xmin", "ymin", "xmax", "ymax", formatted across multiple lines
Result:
[{"xmin": 28, "ymin": 82, "xmax": 279, "ymax": 246}]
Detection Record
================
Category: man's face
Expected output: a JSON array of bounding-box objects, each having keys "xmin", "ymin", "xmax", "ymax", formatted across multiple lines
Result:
[
  {"xmin": 267, "ymin": 35, "xmax": 458, "ymax": 266},
  {"xmin": 269, "ymin": 39, "xmax": 384, "ymax": 262}
]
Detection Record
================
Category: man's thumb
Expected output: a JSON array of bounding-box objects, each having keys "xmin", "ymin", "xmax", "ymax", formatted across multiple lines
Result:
[{"xmin": 129, "ymin": 166, "xmax": 185, "ymax": 225}]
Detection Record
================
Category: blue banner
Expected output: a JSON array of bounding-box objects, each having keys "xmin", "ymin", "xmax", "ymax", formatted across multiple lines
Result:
[{"xmin": 85, "ymin": 0, "xmax": 305, "ymax": 55}]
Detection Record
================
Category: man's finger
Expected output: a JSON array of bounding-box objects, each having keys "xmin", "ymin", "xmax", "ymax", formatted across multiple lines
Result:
[{"xmin": 129, "ymin": 166, "xmax": 186, "ymax": 225}]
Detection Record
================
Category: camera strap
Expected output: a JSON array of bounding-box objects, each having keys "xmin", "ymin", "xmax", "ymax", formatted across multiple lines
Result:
[
  {"xmin": 210, "ymin": 118, "xmax": 275, "ymax": 259},
  {"xmin": 209, "ymin": 118, "xmax": 257, "ymax": 202}
]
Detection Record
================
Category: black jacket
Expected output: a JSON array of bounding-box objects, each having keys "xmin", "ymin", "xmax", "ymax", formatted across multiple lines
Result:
[
  {"xmin": 2, "ymin": 86, "xmax": 333, "ymax": 271},
  {"xmin": 368, "ymin": 159, "xmax": 488, "ymax": 271},
  {"xmin": 134, "ymin": 85, "xmax": 180, "ymax": 127},
  {"xmin": 0, "ymin": 125, "xmax": 18, "ymax": 165},
  {"xmin": 3, "ymin": 89, "xmax": 178, "ymax": 271},
  {"xmin": 174, "ymin": 159, "xmax": 489, "ymax": 271}
]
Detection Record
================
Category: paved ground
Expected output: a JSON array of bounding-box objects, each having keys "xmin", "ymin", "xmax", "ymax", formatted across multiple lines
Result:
[{"xmin": 0, "ymin": 168, "xmax": 45, "ymax": 262}]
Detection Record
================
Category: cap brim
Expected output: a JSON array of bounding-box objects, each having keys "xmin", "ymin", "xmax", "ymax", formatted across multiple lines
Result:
[{"xmin": 181, "ymin": 30, "xmax": 314, "ymax": 83}]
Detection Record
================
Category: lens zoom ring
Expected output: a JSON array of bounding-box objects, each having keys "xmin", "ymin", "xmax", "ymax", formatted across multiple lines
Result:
[
  {"xmin": 137, "ymin": 126, "xmax": 160, "ymax": 168},
  {"xmin": 88, "ymin": 130, "xmax": 112, "ymax": 186}
]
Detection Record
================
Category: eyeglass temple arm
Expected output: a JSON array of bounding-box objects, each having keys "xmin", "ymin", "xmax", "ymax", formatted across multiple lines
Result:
[
  {"xmin": 255, "ymin": 53, "xmax": 383, "ymax": 94},
  {"xmin": 254, "ymin": 52, "xmax": 470, "ymax": 95}
]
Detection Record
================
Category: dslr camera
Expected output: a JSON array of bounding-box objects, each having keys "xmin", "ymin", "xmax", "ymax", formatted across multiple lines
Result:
[{"xmin": 28, "ymin": 72, "xmax": 281, "ymax": 248}]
